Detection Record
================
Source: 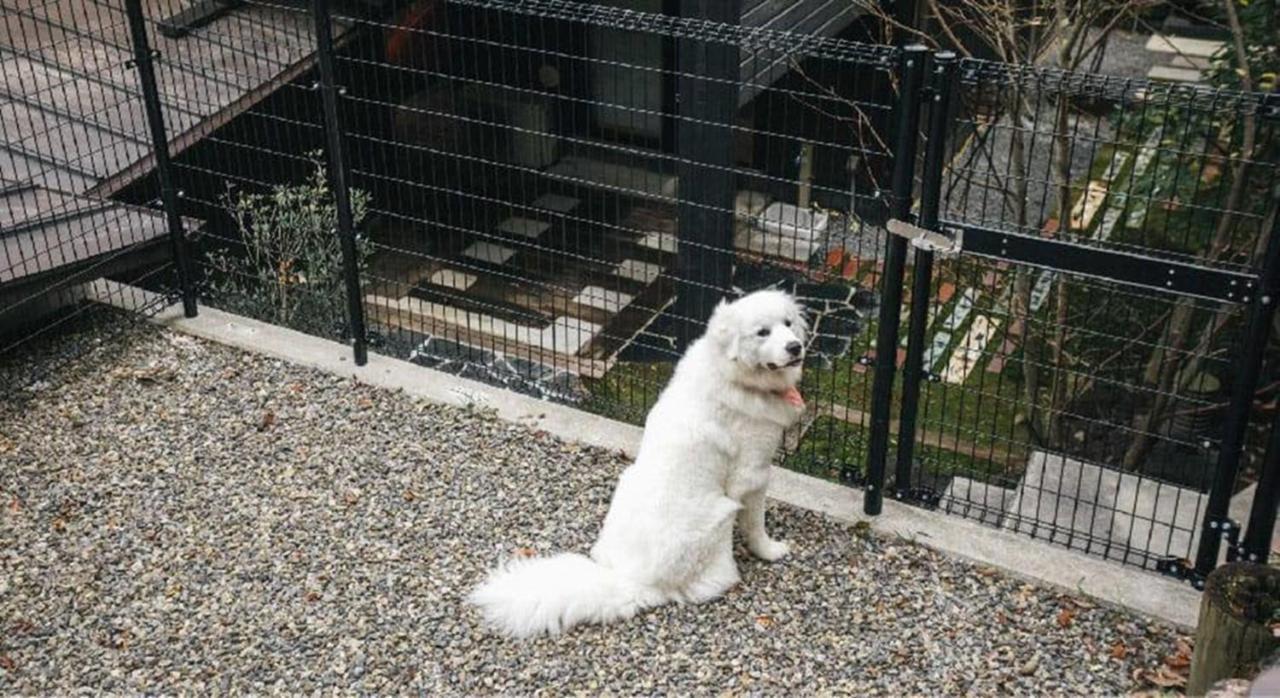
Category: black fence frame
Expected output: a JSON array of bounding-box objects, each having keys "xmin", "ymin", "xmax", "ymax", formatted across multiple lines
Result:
[{"xmin": 90, "ymin": 0, "xmax": 1280, "ymax": 585}]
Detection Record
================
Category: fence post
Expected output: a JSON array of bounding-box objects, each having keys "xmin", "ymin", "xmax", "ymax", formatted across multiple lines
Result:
[
  {"xmin": 893, "ymin": 51, "xmax": 955, "ymax": 499},
  {"xmin": 1242, "ymin": 408, "xmax": 1280, "ymax": 563},
  {"xmin": 863, "ymin": 45, "xmax": 928, "ymax": 515},
  {"xmin": 124, "ymin": 0, "xmax": 197, "ymax": 318},
  {"xmin": 311, "ymin": 0, "xmax": 368, "ymax": 366},
  {"xmin": 1194, "ymin": 204, "xmax": 1280, "ymax": 579}
]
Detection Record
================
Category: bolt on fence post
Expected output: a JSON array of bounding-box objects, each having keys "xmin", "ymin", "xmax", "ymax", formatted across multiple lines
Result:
[
  {"xmin": 311, "ymin": 0, "xmax": 368, "ymax": 366},
  {"xmin": 893, "ymin": 51, "xmax": 956, "ymax": 499},
  {"xmin": 1194, "ymin": 204, "xmax": 1280, "ymax": 576},
  {"xmin": 124, "ymin": 0, "xmax": 197, "ymax": 318},
  {"xmin": 864, "ymin": 44, "xmax": 929, "ymax": 515}
]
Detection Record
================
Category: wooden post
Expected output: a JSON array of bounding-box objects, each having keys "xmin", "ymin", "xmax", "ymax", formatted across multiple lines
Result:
[{"xmin": 1189, "ymin": 562, "xmax": 1280, "ymax": 695}]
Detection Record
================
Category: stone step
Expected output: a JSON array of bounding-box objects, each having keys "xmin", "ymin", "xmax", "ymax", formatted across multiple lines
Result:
[
  {"xmin": 1002, "ymin": 451, "xmax": 1206, "ymax": 566},
  {"xmin": 1144, "ymin": 34, "xmax": 1224, "ymax": 59},
  {"xmin": 943, "ymin": 476, "xmax": 1017, "ymax": 526},
  {"xmin": 1147, "ymin": 65, "xmax": 1203, "ymax": 84}
]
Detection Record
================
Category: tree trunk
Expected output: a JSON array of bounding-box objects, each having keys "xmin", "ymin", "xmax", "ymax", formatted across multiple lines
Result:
[
  {"xmin": 1008, "ymin": 95, "xmax": 1040, "ymax": 436},
  {"xmin": 1189, "ymin": 562, "xmax": 1280, "ymax": 696},
  {"xmin": 1046, "ymin": 79, "xmax": 1074, "ymax": 447}
]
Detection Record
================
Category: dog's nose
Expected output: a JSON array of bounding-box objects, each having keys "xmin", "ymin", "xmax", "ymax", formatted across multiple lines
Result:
[{"xmin": 786, "ymin": 341, "xmax": 803, "ymax": 357}]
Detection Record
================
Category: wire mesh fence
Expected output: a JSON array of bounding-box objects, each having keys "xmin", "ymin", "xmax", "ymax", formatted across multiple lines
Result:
[
  {"xmin": 0, "ymin": 0, "xmax": 193, "ymax": 394},
  {"xmin": 4, "ymin": 0, "xmax": 1279, "ymax": 581}
]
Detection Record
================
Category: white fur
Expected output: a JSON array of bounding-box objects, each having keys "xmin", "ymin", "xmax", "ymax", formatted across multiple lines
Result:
[{"xmin": 469, "ymin": 290, "xmax": 808, "ymax": 638}]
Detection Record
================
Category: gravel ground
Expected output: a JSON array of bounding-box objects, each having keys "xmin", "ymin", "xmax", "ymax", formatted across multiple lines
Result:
[{"xmin": 1, "ymin": 323, "xmax": 1190, "ymax": 694}]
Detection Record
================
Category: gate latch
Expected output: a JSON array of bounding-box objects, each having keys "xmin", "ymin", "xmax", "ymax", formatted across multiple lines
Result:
[{"xmin": 887, "ymin": 219, "xmax": 963, "ymax": 257}]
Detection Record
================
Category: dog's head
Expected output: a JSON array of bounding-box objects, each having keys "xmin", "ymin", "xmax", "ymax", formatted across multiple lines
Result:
[{"xmin": 706, "ymin": 289, "xmax": 807, "ymax": 389}]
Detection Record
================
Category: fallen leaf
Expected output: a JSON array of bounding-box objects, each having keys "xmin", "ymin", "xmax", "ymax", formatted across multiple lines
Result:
[
  {"xmin": 357, "ymin": 397, "xmax": 374, "ymax": 409},
  {"xmin": 755, "ymin": 615, "xmax": 774, "ymax": 629},
  {"xmin": 259, "ymin": 411, "xmax": 276, "ymax": 431},
  {"xmin": 1057, "ymin": 607, "xmax": 1076, "ymax": 628},
  {"xmin": 1110, "ymin": 641, "xmax": 1127, "ymax": 660},
  {"xmin": 1164, "ymin": 639, "xmax": 1192, "ymax": 670},
  {"xmin": 343, "ymin": 492, "xmax": 359, "ymax": 506},
  {"xmin": 305, "ymin": 591, "xmax": 321, "ymax": 603},
  {"xmin": 403, "ymin": 490, "xmax": 417, "ymax": 502},
  {"xmin": 1143, "ymin": 665, "xmax": 1187, "ymax": 688},
  {"xmin": 0, "ymin": 654, "xmax": 14, "ymax": 672},
  {"xmin": 513, "ymin": 547, "xmax": 536, "ymax": 558}
]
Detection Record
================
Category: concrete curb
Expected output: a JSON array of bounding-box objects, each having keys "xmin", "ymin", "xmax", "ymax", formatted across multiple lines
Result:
[{"xmin": 111, "ymin": 286, "xmax": 1199, "ymax": 630}]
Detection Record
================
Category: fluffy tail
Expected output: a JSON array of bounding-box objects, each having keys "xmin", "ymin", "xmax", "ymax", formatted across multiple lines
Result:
[{"xmin": 468, "ymin": 553, "xmax": 655, "ymax": 638}]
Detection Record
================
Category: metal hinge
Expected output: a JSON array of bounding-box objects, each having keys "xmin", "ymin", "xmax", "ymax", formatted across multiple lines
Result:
[
  {"xmin": 1155, "ymin": 557, "xmax": 1205, "ymax": 589},
  {"xmin": 1213, "ymin": 517, "xmax": 1244, "ymax": 562},
  {"xmin": 894, "ymin": 486, "xmax": 942, "ymax": 508},
  {"xmin": 887, "ymin": 219, "xmax": 963, "ymax": 257}
]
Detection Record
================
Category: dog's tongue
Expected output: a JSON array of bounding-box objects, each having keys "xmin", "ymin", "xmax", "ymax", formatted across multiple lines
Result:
[{"xmin": 781, "ymin": 386, "xmax": 805, "ymax": 408}]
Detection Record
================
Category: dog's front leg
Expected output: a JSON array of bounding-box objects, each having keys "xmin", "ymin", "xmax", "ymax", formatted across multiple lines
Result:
[{"xmin": 738, "ymin": 488, "xmax": 790, "ymax": 562}]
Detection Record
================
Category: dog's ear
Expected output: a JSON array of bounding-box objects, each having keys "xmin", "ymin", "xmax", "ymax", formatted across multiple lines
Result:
[
  {"xmin": 706, "ymin": 299, "xmax": 741, "ymax": 359},
  {"xmin": 793, "ymin": 305, "xmax": 810, "ymax": 341}
]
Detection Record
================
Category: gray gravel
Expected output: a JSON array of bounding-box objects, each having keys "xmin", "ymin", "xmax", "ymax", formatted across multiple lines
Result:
[{"xmin": 1, "ymin": 324, "xmax": 1189, "ymax": 694}]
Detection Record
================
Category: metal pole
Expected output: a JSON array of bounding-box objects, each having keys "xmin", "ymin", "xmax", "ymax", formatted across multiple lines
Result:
[
  {"xmin": 893, "ymin": 51, "xmax": 956, "ymax": 498},
  {"xmin": 124, "ymin": 0, "xmax": 197, "ymax": 318},
  {"xmin": 311, "ymin": 0, "xmax": 368, "ymax": 366},
  {"xmin": 864, "ymin": 45, "xmax": 928, "ymax": 515},
  {"xmin": 1242, "ymin": 408, "xmax": 1280, "ymax": 563},
  {"xmin": 1194, "ymin": 203, "xmax": 1280, "ymax": 577}
]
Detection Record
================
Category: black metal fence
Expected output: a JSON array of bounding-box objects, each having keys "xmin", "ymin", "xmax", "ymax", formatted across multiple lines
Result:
[{"xmin": 4, "ymin": 0, "xmax": 1279, "ymax": 585}]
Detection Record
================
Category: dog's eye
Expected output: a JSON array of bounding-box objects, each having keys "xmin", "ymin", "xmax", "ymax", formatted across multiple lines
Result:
[
  {"xmin": 756, "ymin": 328, "xmax": 770, "ymax": 337},
  {"xmin": 784, "ymin": 319, "xmax": 792, "ymax": 327}
]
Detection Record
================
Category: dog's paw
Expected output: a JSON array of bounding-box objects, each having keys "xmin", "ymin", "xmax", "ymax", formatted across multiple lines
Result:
[{"xmin": 750, "ymin": 538, "xmax": 791, "ymax": 562}]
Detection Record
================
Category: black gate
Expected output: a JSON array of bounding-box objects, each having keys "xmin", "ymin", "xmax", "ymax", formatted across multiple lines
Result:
[{"xmin": 867, "ymin": 53, "xmax": 1280, "ymax": 586}]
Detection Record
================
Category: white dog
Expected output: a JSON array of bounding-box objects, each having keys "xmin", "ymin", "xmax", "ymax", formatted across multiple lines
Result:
[{"xmin": 469, "ymin": 289, "xmax": 807, "ymax": 638}]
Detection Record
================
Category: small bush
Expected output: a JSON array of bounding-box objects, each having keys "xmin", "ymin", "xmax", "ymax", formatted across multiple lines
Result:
[{"xmin": 207, "ymin": 154, "xmax": 371, "ymax": 340}]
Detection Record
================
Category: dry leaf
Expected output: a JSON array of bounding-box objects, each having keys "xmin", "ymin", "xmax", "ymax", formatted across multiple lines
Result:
[
  {"xmin": 755, "ymin": 615, "xmax": 774, "ymax": 629},
  {"xmin": 0, "ymin": 654, "xmax": 14, "ymax": 672},
  {"xmin": 343, "ymin": 492, "xmax": 360, "ymax": 506},
  {"xmin": 357, "ymin": 397, "xmax": 374, "ymax": 409},
  {"xmin": 513, "ymin": 547, "xmax": 537, "ymax": 558},
  {"xmin": 305, "ymin": 591, "xmax": 321, "ymax": 603},
  {"xmin": 1143, "ymin": 665, "xmax": 1187, "ymax": 688},
  {"xmin": 259, "ymin": 411, "xmax": 276, "ymax": 432},
  {"xmin": 1164, "ymin": 640, "xmax": 1192, "ymax": 670},
  {"xmin": 1056, "ymin": 607, "xmax": 1076, "ymax": 628},
  {"xmin": 1109, "ymin": 641, "xmax": 1127, "ymax": 659},
  {"xmin": 403, "ymin": 490, "xmax": 417, "ymax": 503}
]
